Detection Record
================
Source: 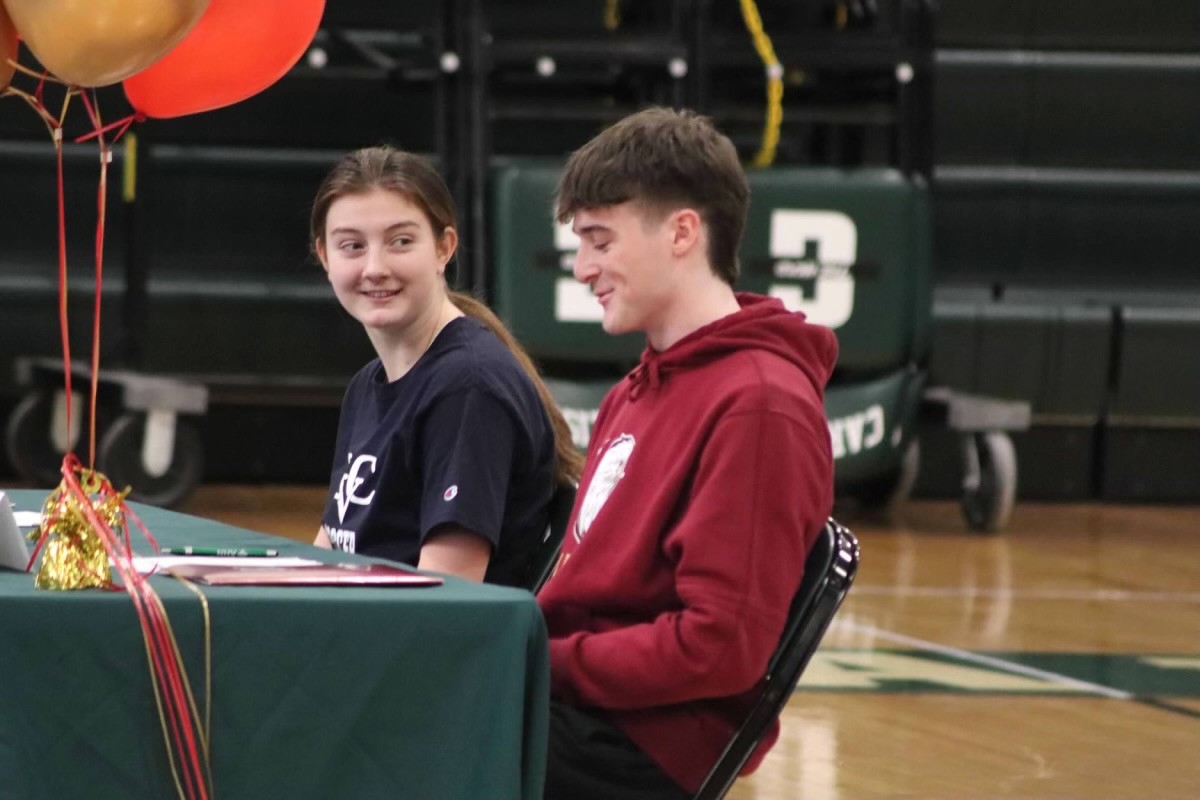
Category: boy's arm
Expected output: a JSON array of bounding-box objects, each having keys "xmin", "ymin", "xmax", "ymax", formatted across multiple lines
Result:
[{"xmin": 548, "ymin": 407, "xmax": 832, "ymax": 709}]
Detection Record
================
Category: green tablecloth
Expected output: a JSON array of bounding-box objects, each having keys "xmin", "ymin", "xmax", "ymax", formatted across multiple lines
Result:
[{"xmin": 0, "ymin": 490, "xmax": 548, "ymax": 800}]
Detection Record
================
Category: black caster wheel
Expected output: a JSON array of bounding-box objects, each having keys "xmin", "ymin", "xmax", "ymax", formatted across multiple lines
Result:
[
  {"xmin": 5, "ymin": 391, "xmax": 71, "ymax": 486},
  {"xmin": 97, "ymin": 413, "xmax": 204, "ymax": 508},
  {"xmin": 960, "ymin": 432, "xmax": 1017, "ymax": 533},
  {"xmin": 851, "ymin": 439, "xmax": 920, "ymax": 519}
]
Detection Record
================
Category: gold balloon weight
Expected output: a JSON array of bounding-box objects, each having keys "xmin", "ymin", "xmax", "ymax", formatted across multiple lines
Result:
[
  {"xmin": 27, "ymin": 457, "xmax": 130, "ymax": 591},
  {"xmin": 24, "ymin": 455, "xmax": 214, "ymax": 800}
]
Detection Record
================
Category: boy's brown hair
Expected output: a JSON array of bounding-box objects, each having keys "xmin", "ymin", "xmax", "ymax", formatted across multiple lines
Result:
[{"xmin": 555, "ymin": 107, "xmax": 750, "ymax": 286}]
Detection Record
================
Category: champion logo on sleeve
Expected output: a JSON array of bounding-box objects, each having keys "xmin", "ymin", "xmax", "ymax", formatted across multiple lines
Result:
[{"xmin": 443, "ymin": 485, "xmax": 459, "ymax": 501}]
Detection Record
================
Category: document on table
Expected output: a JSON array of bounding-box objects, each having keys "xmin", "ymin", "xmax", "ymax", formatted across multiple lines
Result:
[
  {"xmin": 132, "ymin": 555, "xmax": 321, "ymax": 575},
  {"xmin": 0, "ymin": 493, "xmax": 31, "ymax": 571},
  {"xmin": 13, "ymin": 511, "xmax": 42, "ymax": 528},
  {"xmin": 162, "ymin": 561, "xmax": 444, "ymax": 587}
]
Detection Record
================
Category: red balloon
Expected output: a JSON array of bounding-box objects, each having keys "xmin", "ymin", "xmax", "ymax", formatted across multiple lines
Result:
[{"xmin": 123, "ymin": 0, "xmax": 325, "ymax": 118}]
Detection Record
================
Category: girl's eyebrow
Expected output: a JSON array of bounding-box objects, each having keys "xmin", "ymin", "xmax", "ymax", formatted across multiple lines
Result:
[{"xmin": 329, "ymin": 220, "xmax": 421, "ymax": 237}]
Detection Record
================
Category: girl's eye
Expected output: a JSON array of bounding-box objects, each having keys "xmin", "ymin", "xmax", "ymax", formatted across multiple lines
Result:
[
  {"xmin": 337, "ymin": 240, "xmax": 364, "ymax": 253},
  {"xmin": 389, "ymin": 237, "xmax": 413, "ymax": 248}
]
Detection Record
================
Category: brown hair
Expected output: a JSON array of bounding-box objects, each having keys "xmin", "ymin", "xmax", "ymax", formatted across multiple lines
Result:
[
  {"xmin": 555, "ymin": 107, "xmax": 749, "ymax": 286},
  {"xmin": 313, "ymin": 146, "xmax": 583, "ymax": 485}
]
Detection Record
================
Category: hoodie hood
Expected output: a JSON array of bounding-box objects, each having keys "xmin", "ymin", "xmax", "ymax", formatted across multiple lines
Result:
[{"xmin": 626, "ymin": 292, "xmax": 838, "ymax": 400}]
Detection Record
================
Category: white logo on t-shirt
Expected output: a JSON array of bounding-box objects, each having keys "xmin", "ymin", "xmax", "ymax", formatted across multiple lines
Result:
[
  {"xmin": 443, "ymin": 485, "xmax": 459, "ymax": 501},
  {"xmin": 575, "ymin": 433, "xmax": 635, "ymax": 542},
  {"xmin": 335, "ymin": 452, "xmax": 377, "ymax": 523}
]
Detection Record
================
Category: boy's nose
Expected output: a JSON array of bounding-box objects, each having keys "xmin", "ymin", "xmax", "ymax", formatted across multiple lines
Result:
[{"xmin": 573, "ymin": 253, "xmax": 599, "ymax": 284}]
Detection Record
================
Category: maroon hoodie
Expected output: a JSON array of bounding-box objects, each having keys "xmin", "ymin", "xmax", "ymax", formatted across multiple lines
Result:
[{"xmin": 538, "ymin": 293, "xmax": 838, "ymax": 792}]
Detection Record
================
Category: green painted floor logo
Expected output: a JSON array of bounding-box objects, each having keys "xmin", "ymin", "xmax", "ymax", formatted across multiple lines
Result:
[{"xmin": 798, "ymin": 650, "xmax": 1200, "ymax": 695}]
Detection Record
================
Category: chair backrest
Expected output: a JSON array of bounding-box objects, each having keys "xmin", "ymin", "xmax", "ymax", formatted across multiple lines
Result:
[
  {"xmin": 526, "ymin": 483, "xmax": 577, "ymax": 593},
  {"xmin": 693, "ymin": 518, "xmax": 860, "ymax": 800}
]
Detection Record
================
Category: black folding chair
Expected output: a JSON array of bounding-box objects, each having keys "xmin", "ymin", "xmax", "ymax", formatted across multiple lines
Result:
[
  {"xmin": 693, "ymin": 518, "xmax": 860, "ymax": 800},
  {"xmin": 525, "ymin": 482, "xmax": 577, "ymax": 593}
]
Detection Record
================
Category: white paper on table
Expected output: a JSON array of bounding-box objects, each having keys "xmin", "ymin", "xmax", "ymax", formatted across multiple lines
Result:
[
  {"xmin": 13, "ymin": 511, "xmax": 43, "ymax": 528},
  {"xmin": 130, "ymin": 555, "xmax": 322, "ymax": 575},
  {"xmin": 0, "ymin": 494, "xmax": 31, "ymax": 571}
]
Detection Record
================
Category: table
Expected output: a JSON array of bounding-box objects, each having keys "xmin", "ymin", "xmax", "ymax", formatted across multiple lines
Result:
[{"xmin": 0, "ymin": 490, "xmax": 548, "ymax": 800}]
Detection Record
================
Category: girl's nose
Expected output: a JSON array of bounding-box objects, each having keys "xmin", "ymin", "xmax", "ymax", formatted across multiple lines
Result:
[{"xmin": 362, "ymin": 247, "xmax": 387, "ymax": 278}]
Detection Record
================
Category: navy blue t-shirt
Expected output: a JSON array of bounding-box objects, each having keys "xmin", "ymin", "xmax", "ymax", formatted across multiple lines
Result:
[{"xmin": 321, "ymin": 317, "xmax": 556, "ymax": 586}]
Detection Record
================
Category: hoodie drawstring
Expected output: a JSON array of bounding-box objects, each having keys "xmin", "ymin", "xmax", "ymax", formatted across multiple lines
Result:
[{"xmin": 628, "ymin": 356, "xmax": 662, "ymax": 401}]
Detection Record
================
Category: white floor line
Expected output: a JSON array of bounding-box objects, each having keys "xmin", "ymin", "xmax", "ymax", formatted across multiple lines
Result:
[
  {"xmin": 833, "ymin": 621, "xmax": 1135, "ymax": 700},
  {"xmin": 850, "ymin": 586, "xmax": 1200, "ymax": 603}
]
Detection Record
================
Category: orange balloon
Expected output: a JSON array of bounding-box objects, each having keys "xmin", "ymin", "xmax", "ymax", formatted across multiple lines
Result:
[
  {"xmin": 0, "ymin": 3, "xmax": 17, "ymax": 90},
  {"xmin": 2, "ymin": 0, "xmax": 208, "ymax": 88},
  {"xmin": 123, "ymin": 0, "xmax": 325, "ymax": 119}
]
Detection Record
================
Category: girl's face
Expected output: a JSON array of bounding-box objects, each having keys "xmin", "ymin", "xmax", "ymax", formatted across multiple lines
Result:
[{"xmin": 317, "ymin": 188, "xmax": 457, "ymax": 336}]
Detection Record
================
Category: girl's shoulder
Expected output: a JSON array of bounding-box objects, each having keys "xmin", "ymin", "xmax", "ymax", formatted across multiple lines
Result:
[
  {"xmin": 343, "ymin": 357, "xmax": 386, "ymax": 393},
  {"xmin": 426, "ymin": 319, "xmax": 541, "ymax": 412}
]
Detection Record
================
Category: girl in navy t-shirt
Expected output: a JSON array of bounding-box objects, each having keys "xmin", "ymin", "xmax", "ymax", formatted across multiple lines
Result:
[{"xmin": 310, "ymin": 147, "xmax": 581, "ymax": 586}]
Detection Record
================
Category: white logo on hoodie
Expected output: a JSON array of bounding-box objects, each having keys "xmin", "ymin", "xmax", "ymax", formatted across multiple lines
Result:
[{"xmin": 575, "ymin": 434, "xmax": 635, "ymax": 542}]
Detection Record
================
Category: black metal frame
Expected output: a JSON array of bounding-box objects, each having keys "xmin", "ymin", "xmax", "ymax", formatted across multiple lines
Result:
[
  {"xmin": 693, "ymin": 518, "xmax": 860, "ymax": 800},
  {"xmin": 456, "ymin": 0, "xmax": 936, "ymax": 298},
  {"xmin": 690, "ymin": 0, "xmax": 934, "ymax": 177},
  {"xmin": 0, "ymin": 2, "xmax": 939, "ymax": 500},
  {"xmin": 116, "ymin": 2, "xmax": 468, "ymax": 367},
  {"xmin": 526, "ymin": 482, "xmax": 577, "ymax": 593},
  {"xmin": 462, "ymin": 0, "xmax": 694, "ymax": 298}
]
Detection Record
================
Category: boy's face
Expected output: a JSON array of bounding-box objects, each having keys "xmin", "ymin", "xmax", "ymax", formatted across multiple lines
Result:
[{"xmin": 571, "ymin": 202, "xmax": 680, "ymax": 345}]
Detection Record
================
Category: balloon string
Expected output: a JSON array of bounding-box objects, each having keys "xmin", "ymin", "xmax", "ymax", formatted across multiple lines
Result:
[
  {"xmin": 6, "ymin": 75, "xmax": 131, "ymax": 470},
  {"xmin": 78, "ymin": 89, "xmax": 111, "ymax": 468},
  {"xmin": 0, "ymin": 85, "xmax": 60, "ymax": 133},
  {"xmin": 8, "ymin": 58, "xmax": 208, "ymax": 800},
  {"xmin": 54, "ymin": 125, "xmax": 74, "ymax": 457},
  {"xmin": 170, "ymin": 575, "xmax": 215, "ymax": 781},
  {"xmin": 91, "ymin": 161, "xmax": 104, "ymax": 469},
  {"xmin": 57, "ymin": 457, "xmax": 211, "ymax": 800},
  {"xmin": 8, "ymin": 70, "xmax": 207, "ymax": 797},
  {"xmin": 75, "ymin": 111, "xmax": 145, "ymax": 144},
  {"xmin": 9, "ymin": 70, "xmax": 81, "ymax": 471}
]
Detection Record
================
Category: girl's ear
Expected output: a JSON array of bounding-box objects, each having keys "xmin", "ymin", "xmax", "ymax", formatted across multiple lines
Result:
[{"xmin": 437, "ymin": 227, "xmax": 459, "ymax": 274}]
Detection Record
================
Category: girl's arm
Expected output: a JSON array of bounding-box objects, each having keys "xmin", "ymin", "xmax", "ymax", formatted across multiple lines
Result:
[{"xmin": 417, "ymin": 525, "xmax": 491, "ymax": 582}]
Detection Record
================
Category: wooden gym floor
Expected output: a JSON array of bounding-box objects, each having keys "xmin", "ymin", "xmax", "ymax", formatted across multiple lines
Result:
[{"xmin": 179, "ymin": 486, "xmax": 1200, "ymax": 799}]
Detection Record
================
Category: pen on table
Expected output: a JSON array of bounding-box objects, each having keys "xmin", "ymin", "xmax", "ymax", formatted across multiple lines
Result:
[{"xmin": 159, "ymin": 547, "xmax": 280, "ymax": 557}]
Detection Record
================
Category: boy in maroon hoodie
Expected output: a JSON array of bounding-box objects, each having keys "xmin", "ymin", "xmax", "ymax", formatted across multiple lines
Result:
[{"xmin": 537, "ymin": 106, "xmax": 839, "ymax": 799}]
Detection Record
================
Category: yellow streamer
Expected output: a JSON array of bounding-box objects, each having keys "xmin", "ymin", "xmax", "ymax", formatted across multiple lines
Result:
[
  {"xmin": 738, "ymin": 0, "xmax": 783, "ymax": 167},
  {"xmin": 836, "ymin": 1, "xmax": 849, "ymax": 31},
  {"xmin": 603, "ymin": 0, "xmax": 621, "ymax": 31},
  {"xmin": 124, "ymin": 133, "xmax": 138, "ymax": 203}
]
